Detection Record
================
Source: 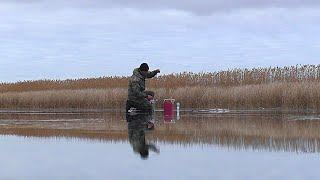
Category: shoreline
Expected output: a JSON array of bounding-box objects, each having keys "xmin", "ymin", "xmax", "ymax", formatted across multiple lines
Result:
[{"xmin": 0, "ymin": 107, "xmax": 318, "ymax": 114}]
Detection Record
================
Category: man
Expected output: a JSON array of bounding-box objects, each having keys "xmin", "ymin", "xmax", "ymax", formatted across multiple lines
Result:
[{"xmin": 126, "ymin": 63, "xmax": 160, "ymax": 112}]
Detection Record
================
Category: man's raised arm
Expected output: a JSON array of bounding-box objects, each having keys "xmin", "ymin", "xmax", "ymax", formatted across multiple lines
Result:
[{"xmin": 145, "ymin": 69, "xmax": 160, "ymax": 79}]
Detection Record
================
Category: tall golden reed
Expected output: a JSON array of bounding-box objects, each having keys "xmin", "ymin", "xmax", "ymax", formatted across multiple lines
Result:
[
  {"xmin": 1, "ymin": 64, "xmax": 319, "ymax": 92},
  {"xmin": 0, "ymin": 64, "xmax": 319, "ymax": 109}
]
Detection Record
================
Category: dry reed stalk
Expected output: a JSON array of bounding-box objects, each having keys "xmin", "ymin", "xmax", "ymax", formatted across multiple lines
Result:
[
  {"xmin": 1, "ymin": 64, "xmax": 320, "ymax": 93},
  {"xmin": 2, "ymin": 81, "xmax": 319, "ymax": 109},
  {"xmin": 0, "ymin": 89, "xmax": 127, "ymax": 109}
]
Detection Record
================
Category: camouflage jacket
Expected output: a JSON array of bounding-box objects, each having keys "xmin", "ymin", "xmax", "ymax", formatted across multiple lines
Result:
[{"xmin": 128, "ymin": 68, "xmax": 158, "ymax": 101}]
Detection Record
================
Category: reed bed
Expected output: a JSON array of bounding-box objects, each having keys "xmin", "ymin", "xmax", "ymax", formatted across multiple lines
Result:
[
  {"xmin": 0, "ymin": 64, "xmax": 319, "ymax": 109},
  {"xmin": 0, "ymin": 89, "xmax": 127, "ymax": 109},
  {"xmin": 0, "ymin": 81, "xmax": 319, "ymax": 109},
  {"xmin": 1, "ymin": 64, "xmax": 320, "ymax": 93}
]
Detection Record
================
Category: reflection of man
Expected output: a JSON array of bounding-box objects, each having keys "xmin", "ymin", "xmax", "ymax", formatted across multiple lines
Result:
[
  {"xmin": 126, "ymin": 113, "xmax": 160, "ymax": 159},
  {"xmin": 126, "ymin": 63, "xmax": 160, "ymax": 112}
]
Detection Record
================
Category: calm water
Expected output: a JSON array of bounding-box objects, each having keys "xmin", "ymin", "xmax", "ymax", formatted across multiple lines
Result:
[{"xmin": 0, "ymin": 110, "xmax": 320, "ymax": 179}]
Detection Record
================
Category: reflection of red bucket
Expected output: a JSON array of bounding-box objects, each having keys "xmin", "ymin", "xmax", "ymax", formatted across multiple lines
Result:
[
  {"xmin": 163, "ymin": 99, "xmax": 175, "ymax": 122},
  {"xmin": 164, "ymin": 114, "xmax": 173, "ymax": 123}
]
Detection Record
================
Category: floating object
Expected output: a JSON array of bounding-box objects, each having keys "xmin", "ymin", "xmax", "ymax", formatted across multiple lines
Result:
[
  {"xmin": 191, "ymin": 108, "xmax": 230, "ymax": 114},
  {"xmin": 128, "ymin": 107, "xmax": 137, "ymax": 113}
]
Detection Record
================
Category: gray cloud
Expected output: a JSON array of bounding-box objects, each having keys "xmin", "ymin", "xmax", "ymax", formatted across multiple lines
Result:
[
  {"xmin": 0, "ymin": 0, "xmax": 319, "ymax": 82},
  {"xmin": 2, "ymin": 0, "xmax": 320, "ymax": 14}
]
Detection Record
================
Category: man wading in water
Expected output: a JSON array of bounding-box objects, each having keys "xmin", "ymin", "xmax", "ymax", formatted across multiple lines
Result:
[{"xmin": 126, "ymin": 63, "xmax": 160, "ymax": 112}]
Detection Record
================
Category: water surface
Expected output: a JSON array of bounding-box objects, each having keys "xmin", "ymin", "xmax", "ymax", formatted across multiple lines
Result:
[{"xmin": 0, "ymin": 110, "xmax": 320, "ymax": 179}]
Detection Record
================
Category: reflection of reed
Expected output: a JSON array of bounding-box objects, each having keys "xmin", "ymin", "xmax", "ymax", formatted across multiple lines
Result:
[
  {"xmin": 0, "ymin": 128, "xmax": 127, "ymax": 143},
  {"xmin": 152, "ymin": 114, "xmax": 320, "ymax": 153},
  {"xmin": 0, "ymin": 112, "xmax": 320, "ymax": 153}
]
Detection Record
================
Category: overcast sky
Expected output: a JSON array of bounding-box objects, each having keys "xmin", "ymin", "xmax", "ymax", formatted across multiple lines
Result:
[{"xmin": 0, "ymin": 0, "xmax": 319, "ymax": 82}]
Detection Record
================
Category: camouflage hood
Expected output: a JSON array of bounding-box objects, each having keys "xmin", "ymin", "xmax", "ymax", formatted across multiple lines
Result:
[{"xmin": 132, "ymin": 68, "xmax": 145, "ymax": 81}]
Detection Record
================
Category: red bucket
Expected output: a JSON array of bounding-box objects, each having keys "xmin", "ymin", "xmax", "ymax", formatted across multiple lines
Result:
[{"xmin": 163, "ymin": 99, "xmax": 175, "ymax": 119}]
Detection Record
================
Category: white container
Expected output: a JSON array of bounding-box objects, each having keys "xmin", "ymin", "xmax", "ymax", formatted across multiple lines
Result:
[{"xmin": 176, "ymin": 102, "xmax": 180, "ymax": 120}]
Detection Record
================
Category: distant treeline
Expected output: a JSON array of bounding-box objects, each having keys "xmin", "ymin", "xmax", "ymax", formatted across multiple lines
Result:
[
  {"xmin": 1, "ymin": 64, "xmax": 320, "ymax": 93},
  {"xmin": 0, "ymin": 64, "xmax": 320, "ymax": 110}
]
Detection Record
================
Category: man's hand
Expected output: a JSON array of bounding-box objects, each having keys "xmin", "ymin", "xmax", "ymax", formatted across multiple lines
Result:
[
  {"xmin": 147, "ymin": 95, "xmax": 154, "ymax": 101},
  {"xmin": 155, "ymin": 69, "xmax": 160, "ymax": 74}
]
